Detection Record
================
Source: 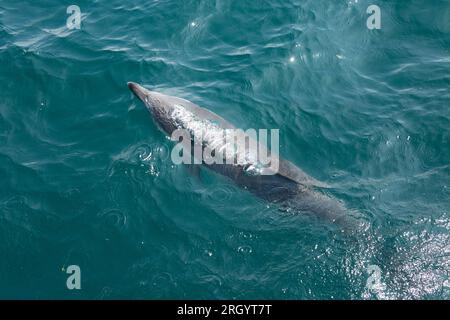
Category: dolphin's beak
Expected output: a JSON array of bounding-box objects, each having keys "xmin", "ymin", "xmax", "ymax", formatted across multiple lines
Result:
[{"xmin": 128, "ymin": 82, "xmax": 147, "ymax": 102}]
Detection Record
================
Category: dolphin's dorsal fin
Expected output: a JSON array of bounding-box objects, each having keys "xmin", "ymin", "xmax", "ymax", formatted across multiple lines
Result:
[{"xmin": 277, "ymin": 159, "xmax": 329, "ymax": 188}]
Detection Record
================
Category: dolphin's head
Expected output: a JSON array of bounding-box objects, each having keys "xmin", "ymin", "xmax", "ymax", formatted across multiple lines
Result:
[
  {"xmin": 128, "ymin": 82, "xmax": 166, "ymax": 112},
  {"xmin": 128, "ymin": 82, "xmax": 178, "ymax": 134}
]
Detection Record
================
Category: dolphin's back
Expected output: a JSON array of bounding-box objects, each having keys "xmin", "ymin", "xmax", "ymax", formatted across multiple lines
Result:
[
  {"xmin": 168, "ymin": 95, "xmax": 326, "ymax": 189},
  {"xmin": 165, "ymin": 95, "xmax": 236, "ymax": 130}
]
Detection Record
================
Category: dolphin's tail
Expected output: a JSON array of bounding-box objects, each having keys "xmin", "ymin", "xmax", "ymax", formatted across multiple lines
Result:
[{"xmin": 280, "ymin": 188, "xmax": 365, "ymax": 233}]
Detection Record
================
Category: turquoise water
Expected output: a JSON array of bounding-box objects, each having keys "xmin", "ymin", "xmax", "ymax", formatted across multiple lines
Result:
[{"xmin": 0, "ymin": 0, "xmax": 449, "ymax": 299}]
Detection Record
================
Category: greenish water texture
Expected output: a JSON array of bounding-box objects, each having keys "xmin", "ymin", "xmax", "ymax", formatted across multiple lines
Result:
[{"xmin": 0, "ymin": 0, "xmax": 449, "ymax": 299}]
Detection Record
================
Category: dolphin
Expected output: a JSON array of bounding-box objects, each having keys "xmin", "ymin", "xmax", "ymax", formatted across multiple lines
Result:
[{"xmin": 128, "ymin": 82, "xmax": 359, "ymax": 230}]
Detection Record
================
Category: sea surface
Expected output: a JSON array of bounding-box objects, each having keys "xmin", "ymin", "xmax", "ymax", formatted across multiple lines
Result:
[{"xmin": 0, "ymin": 0, "xmax": 449, "ymax": 299}]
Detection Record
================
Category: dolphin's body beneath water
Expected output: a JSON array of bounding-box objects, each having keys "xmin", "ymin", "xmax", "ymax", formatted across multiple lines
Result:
[{"xmin": 128, "ymin": 82, "xmax": 358, "ymax": 230}]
